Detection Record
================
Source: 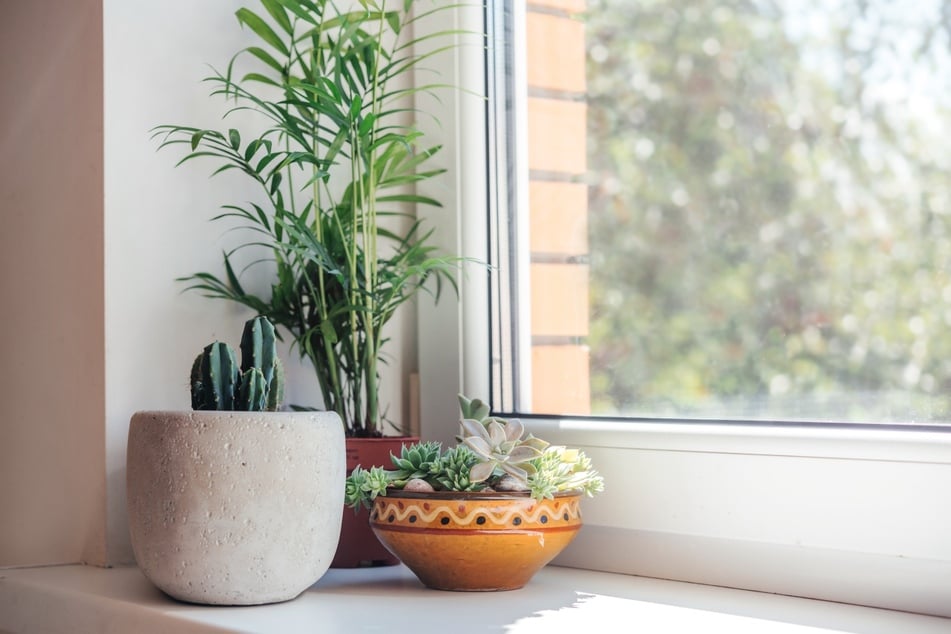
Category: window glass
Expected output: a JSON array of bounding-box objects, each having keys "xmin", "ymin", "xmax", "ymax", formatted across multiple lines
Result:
[{"xmin": 493, "ymin": 0, "xmax": 951, "ymax": 423}]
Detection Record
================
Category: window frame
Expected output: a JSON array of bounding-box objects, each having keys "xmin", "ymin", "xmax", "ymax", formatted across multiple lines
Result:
[{"xmin": 413, "ymin": 1, "xmax": 951, "ymax": 618}]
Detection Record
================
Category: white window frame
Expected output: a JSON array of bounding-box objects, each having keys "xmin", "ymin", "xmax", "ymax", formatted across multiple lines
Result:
[{"xmin": 413, "ymin": 2, "xmax": 951, "ymax": 618}]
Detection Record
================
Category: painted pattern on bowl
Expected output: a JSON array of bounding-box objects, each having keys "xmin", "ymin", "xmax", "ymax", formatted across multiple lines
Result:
[{"xmin": 369, "ymin": 491, "xmax": 583, "ymax": 591}]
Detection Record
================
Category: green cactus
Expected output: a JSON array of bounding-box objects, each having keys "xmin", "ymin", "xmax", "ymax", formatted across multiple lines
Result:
[
  {"xmin": 240, "ymin": 315, "xmax": 277, "ymax": 386},
  {"xmin": 192, "ymin": 341, "xmax": 239, "ymax": 410},
  {"xmin": 266, "ymin": 357, "xmax": 285, "ymax": 412},
  {"xmin": 238, "ymin": 367, "xmax": 267, "ymax": 411},
  {"xmin": 190, "ymin": 316, "xmax": 285, "ymax": 411}
]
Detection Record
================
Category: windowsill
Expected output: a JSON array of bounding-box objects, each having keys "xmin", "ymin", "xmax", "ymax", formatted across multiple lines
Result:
[
  {"xmin": 1, "ymin": 563, "xmax": 948, "ymax": 633},
  {"xmin": 515, "ymin": 417, "xmax": 951, "ymax": 616}
]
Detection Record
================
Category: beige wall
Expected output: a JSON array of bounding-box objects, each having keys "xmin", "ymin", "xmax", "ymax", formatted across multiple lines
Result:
[
  {"xmin": 0, "ymin": 0, "xmax": 107, "ymax": 566},
  {"xmin": 0, "ymin": 0, "xmax": 414, "ymax": 568}
]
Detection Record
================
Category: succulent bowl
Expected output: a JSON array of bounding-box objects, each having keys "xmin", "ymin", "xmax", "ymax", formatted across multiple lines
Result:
[
  {"xmin": 345, "ymin": 395, "xmax": 604, "ymax": 592},
  {"xmin": 369, "ymin": 489, "xmax": 583, "ymax": 591}
]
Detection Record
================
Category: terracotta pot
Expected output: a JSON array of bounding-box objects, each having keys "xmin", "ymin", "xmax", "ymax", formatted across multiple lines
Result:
[
  {"xmin": 369, "ymin": 489, "xmax": 583, "ymax": 591},
  {"xmin": 126, "ymin": 410, "xmax": 345, "ymax": 605},
  {"xmin": 331, "ymin": 436, "xmax": 418, "ymax": 568}
]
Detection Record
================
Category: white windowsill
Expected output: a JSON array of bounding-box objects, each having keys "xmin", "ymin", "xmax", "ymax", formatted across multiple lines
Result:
[
  {"xmin": 514, "ymin": 418, "xmax": 951, "ymax": 616},
  {"xmin": 1, "ymin": 563, "xmax": 948, "ymax": 633}
]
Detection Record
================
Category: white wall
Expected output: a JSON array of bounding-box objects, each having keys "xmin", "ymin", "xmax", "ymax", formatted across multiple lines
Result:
[
  {"xmin": 103, "ymin": 0, "xmax": 411, "ymax": 564},
  {"xmin": 103, "ymin": 0, "xmax": 264, "ymax": 565}
]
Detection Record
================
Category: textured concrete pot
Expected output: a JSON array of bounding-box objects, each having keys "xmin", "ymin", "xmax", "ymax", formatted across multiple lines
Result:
[{"xmin": 127, "ymin": 410, "xmax": 345, "ymax": 605}]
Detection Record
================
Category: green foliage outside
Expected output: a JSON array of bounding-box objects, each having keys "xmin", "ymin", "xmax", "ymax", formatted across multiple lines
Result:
[{"xmin": 584, "ymin": 0, "xmax": 951, "ymax": 422}]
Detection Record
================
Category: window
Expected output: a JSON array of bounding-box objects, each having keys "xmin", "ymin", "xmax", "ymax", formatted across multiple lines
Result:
[
  {"xmin": 492, "ymin": 0, "xmax": 951, "ymax": 425},
  {"xmin": 414, "ymin": 1, "xmax": 951, "ymax": 617}
]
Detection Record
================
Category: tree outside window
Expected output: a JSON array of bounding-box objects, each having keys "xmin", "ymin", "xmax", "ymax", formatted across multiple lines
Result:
[{"xmin": 519, "ymin": 0, "xmax": 951, "ymax": 423}]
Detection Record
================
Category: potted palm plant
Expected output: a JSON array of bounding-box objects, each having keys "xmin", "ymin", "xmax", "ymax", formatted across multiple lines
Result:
[
  {"xmin": 152, "ymin": 0, "xmax": 460, "ymax": 566},
  {"xmin": 345, "ymin": 395, "xmax": 605, "ymax": 591}
]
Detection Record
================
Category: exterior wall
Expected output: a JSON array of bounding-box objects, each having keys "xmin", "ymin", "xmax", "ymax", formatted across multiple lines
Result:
[{"xmin": 525, "ymin": 1, "xmax": 590, "ymax": 413}]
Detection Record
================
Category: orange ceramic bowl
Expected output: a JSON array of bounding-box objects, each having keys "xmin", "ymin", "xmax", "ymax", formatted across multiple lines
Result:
[{"xmin": 369, "ymin": 490, "xmax": 583, "ymax": 591}]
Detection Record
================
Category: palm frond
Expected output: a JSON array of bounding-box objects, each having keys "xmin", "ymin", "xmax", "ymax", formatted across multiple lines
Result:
[{"xmin": 156, "ymin": 0, "xmax": 472, "ymax": 435}]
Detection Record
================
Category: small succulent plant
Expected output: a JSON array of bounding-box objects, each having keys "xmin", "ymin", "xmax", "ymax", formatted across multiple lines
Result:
[
  {"xmin": 344, "ymin": 395, "xmax": 604, "ymax": 508},
  {"xmin": 190, "ymin": 316, "xmax": 285, "ymax": 411}
]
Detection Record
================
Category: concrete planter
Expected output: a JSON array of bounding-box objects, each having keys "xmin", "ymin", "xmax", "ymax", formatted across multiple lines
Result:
[{"xmin": 126, "ymin": 410, "xmax": 345, "ymax": 605}]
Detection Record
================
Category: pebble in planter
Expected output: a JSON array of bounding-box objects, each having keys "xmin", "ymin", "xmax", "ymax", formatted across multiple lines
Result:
[{"xmin": 127, "ymin": 316, "xmax": 345, "ymax": 605}]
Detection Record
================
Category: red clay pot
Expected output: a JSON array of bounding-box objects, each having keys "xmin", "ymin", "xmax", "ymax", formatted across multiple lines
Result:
[{"xmin": 330, "ymin": 436, "xmax": 418, "ymax": 568}]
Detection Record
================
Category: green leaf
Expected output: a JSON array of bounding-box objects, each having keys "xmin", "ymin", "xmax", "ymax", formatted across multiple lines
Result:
[
  {"xmin": 228, "ymin": 129, "xmax": 241, "ymax": 150},
  {"xmin": 357, "ymin": 112, "xmax": 377, "ymax": 137},
  {"xmin": 376, "ymin": 193, "xmax": 443, "ymax": 207},
  {"xmin": 222, "ymin": 252, "xmax": 246, "ymax": 297},
  {"xmin": 255, "ymin": 152, "xmax": 280, "ymax": 173},
  {"xmin": 241, "ymin": 72, "xmax": 281, "ymax": 87},
  {"xmin": 260, "ymin": 0, "xmax": 293, "ymax": 35},
  {"xmin": 235, "ymin": 8, "xmax": 289, "ymax": 57},
  {"xmin": 190, "ymin": 130, "xmax": 212, "ymax": 151},
  {"xmin": 245, "ymin": 46, "xmax": 285, "ymax": 74},
  {"xmin": 385, "ymin": 10, "xmax": 401, "ymax": 35},
  {"xmin": 319, "ymin": 319, "xmax": 338, "ymax": 344},
  {"xmin": 272, "ymin": 0, "xmax": 320, "ymax": 25},
  {"xmin": 269, "ymin": 171, "xmax": 283, "ymax": 196}
]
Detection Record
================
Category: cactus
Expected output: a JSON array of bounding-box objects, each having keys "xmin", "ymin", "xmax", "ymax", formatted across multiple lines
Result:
[
  {"xmin": 266, "ymin": 357, "xmax": 285, "ymax": 411},
  {"xmin": 190, "ymin": 316, "xmax": 285, "ymax": 411},
  {"xmin": 240, "ymin": 315, "xmax": 277, "ymax": 385},
  {"xmin": 238, "ymin": 367, "xmax": 267, "ymax": 411},
  {"xmin": 191, "ymin": 341, "xmax": 239, "ymax": 410}
]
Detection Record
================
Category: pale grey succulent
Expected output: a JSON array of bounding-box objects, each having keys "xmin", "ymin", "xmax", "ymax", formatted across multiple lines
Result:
[{"xmin": 460, "ymin": 416, "xmax": 548, "ymax": 488}]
